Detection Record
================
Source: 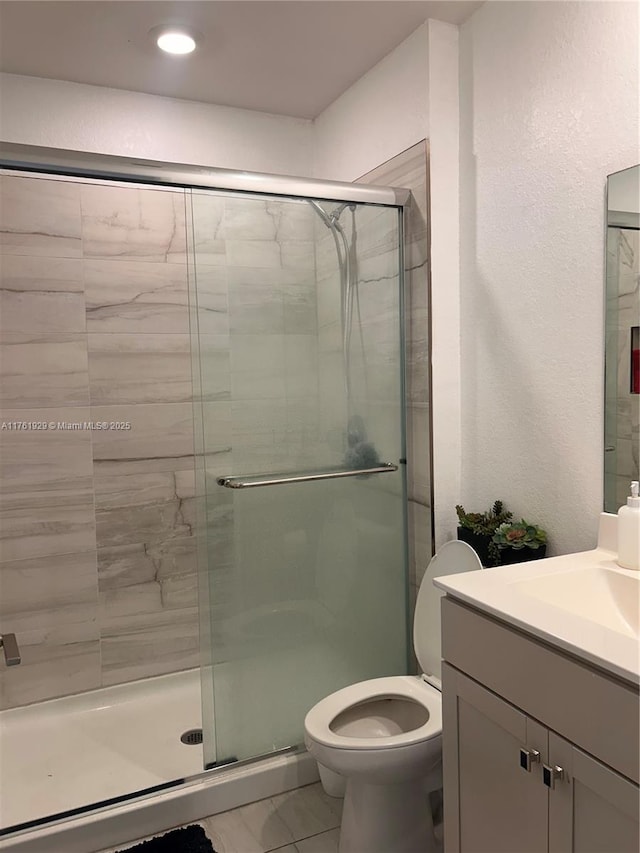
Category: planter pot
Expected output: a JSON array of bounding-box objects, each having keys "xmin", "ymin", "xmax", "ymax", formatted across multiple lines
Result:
[
  {"xmin": 456, "ymin": 528, "xmax": 495, "ymax": 567},
  {"xmin": 498, "ymin": 544, "xmax": 547, "ymax": 566},
  {"xmin": 457, "ymin": 528, "xmax": 547, "ymax": 568}
]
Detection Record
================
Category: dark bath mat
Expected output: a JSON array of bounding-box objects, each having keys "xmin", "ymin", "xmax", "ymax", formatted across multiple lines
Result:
[{"xmin": 117, "ymin": 824, "xmax": 215, "ymax": 852}]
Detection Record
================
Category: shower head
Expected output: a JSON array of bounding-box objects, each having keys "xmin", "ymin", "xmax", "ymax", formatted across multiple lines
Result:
[
  {"xmin": 308, "ymin": 200, "xmax": 357, "ymax": 229},
  {"xmin": 329, "ymin": 202, "xmax": 357, "ymax": 224}
]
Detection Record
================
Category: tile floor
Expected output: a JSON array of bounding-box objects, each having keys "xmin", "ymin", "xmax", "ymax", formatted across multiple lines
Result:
[{"xmin": 99, "ymin": 782, "xmax": 342, "ymax": 853}]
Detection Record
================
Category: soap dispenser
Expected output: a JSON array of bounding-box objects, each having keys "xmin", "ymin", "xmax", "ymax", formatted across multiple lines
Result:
[{"xmin": 617, "ymin": 480, "xmax": 640, "ymax": 570}]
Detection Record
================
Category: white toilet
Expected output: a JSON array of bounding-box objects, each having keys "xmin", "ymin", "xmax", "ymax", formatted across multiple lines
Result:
[{"xmin": 304, "ymin": 540, "xmax": 483, "ymax": 853}]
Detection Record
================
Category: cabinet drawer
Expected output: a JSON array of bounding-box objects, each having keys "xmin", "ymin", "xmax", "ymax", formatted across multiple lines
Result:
[{"xmin": 442, "ymin": 597, "xmax": 640, "ymax": 783}]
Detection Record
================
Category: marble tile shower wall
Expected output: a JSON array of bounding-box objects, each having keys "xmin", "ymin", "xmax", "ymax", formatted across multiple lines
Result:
[
  {"xmin": 357, "ymin": 143, "xmax": 432, "ymax": 611},
  {"xmin": 0, "ymin": 175, "xmax": 198, "ymax": 709},
  {"xmin": 0, "ymin": 176, "xmax": 320, "ymax": 710}
]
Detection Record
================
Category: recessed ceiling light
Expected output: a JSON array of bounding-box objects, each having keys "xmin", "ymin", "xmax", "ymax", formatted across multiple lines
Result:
[{"xmin": 154, "ymin": 27, "xmax": 198, "ymax": 55}]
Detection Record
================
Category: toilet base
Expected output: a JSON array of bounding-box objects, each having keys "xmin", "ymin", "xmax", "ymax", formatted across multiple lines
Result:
[
  {"xmin": 318, "ymin": 763, "xmax": 347, "ymax": 798},
  {"xmin": 339, "ymin": 777, "xmax": 436, "ymax": 853}
]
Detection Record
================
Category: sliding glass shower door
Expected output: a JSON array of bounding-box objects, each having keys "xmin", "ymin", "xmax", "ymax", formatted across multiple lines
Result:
[{"xmin": 189, "ymin": 189, "xmax": 408, "ymax": 769}]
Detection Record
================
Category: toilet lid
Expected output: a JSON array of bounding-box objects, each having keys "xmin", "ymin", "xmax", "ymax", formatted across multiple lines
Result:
[{"xmin": 413, "ymin": 540, "xmax": 483, "ymax": 682}]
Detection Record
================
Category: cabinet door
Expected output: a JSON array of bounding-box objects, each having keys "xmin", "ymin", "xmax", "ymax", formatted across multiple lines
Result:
[
  {"xmin": 443, "ymin": 664, "xmax": 549, "ymax": 853},
  {"xmin": 549, "ymin": 732, "xmax": 639, "ymax": 853}
]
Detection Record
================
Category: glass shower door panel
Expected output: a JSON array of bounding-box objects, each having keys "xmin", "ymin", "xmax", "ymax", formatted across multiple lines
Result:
[
  {"xmin": 212, "ymin": 476, "xmax": 407, "ymax": 764},
  {"xmin": 190, "ymin": 190, "xmax": 407, "ymax": 766}
]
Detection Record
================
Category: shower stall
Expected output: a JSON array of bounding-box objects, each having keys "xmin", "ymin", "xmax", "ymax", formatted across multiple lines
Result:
[{"xmin": 0, "ymin": 146, "xmax": 412, "ymax": 846}]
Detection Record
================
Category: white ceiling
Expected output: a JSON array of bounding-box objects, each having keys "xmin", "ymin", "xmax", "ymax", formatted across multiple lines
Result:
[{"xmin": 0, "ymin": 1, "xmax": 482, "ymax": 118}]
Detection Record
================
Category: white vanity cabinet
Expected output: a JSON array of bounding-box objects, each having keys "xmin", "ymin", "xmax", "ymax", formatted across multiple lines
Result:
[
  {"xmin": 441, "ymin": 598, "xmax": 640, "ymax": 853},
  {"xmin": 548, "ymin": 730, "xmax": 639, "ymax": 853}
]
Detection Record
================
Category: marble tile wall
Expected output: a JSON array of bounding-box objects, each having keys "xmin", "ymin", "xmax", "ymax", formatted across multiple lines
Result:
[
  {"xmin": 1, "ymin": 176, "xmax": 95, "ymax": 709},
  {"xmin": 357, "ymin": 142, "xmax": 433, "ymax": 620},
  {"xmin": 0, "ymin": 176, "xmax": 320, "ymax": 708},
  {"xmin": 0, "ymin": 174, "xmax": 201, "ymax": 707}
]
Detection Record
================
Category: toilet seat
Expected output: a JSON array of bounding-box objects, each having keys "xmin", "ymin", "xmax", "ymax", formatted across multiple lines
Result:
[{"xmin": 304, "ymin": 675, "xmax": 442, "ymax": 751}]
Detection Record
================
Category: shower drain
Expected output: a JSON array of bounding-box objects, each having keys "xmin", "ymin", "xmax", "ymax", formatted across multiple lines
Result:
[{"xmin": 180, "ymin": 728, "xmax": 203, "ymax": 746}]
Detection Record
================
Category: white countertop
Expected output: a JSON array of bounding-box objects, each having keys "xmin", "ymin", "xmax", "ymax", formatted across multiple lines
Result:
[{"xmin": 434, "ymin": 537, "xmax": 640, "ymax": 686}]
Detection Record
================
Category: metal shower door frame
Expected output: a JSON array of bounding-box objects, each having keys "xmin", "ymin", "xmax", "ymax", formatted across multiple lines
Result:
[{"xmin": 0, "ymin": 143, "xmax": 410, "ymax": 208}]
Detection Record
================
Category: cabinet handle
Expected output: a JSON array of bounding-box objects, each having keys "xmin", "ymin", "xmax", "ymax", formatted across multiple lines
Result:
[
  {"xmin": 542, "ymin": 763, "xmax": 564, "ymax": 789},
  {"xmin": 519, "ymin": 748, "xmax": 540, "ymax": 772}
]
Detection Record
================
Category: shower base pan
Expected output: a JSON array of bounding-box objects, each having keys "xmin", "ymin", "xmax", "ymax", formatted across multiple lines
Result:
[{"xmin": 0, "ymin": 669, "xmax": 318, "ymax": 853}]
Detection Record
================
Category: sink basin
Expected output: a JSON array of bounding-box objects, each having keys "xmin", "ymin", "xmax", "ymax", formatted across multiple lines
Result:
[{"xmin": 510, "ymin": 566, "xmax": 639, "ymax": 638}]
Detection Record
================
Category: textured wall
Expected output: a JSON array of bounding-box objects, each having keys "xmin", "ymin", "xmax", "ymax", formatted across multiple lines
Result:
[
  {"xmin": 459, "ymin": 0, "xmax": 639, "ymax": 555},
  {"xmin": 313, "ymin": 23, "xmax": 429, "ymax": 182},
  {"xmin": 425, "ymin": 20, "xmax": 461, "ymax": 549},
  {"xmin": 0, "ymin": 73, "xmax": 314, "ymax": 177}
]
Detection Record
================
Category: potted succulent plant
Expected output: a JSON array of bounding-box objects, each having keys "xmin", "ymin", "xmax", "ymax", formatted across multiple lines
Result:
[
  {"xmin": 492, "ymin": 519, "xmax": 547, "ymax": 565},
  {"xmin": 455, "ymin": 501, "xmax": 512, "ymax": 567},
  {"xmin": 456, "ymin": 502, "xmax": 548, "ymax": 567}
]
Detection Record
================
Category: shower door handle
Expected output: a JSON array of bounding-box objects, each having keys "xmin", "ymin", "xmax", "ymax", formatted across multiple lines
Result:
[
  {"xmin": 0, "ymin": 633, "xmax": 21, "ymax": 666},
  {"xmin": 217, "ymin": 462, "xmax": 398, "ymax": 489}
]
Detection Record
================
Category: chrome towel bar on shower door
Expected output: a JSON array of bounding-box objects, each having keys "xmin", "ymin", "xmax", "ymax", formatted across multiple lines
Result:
[{"xmin": 217, "ymin": 462, "xmax": 398, "ymax": 489}]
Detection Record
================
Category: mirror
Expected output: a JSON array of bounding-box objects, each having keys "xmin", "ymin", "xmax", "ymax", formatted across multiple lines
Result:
[{"xmin": 604, "ymin": 164, "xmax": 640, "ymax": 512}]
